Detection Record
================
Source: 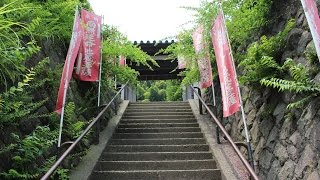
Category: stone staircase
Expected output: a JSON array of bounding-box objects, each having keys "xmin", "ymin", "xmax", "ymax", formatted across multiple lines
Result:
[{"xmin": 89, "ymin": 102, "xmax": 222, "ymax": 180}]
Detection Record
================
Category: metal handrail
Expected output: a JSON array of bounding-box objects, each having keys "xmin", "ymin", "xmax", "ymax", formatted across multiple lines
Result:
[
  {"xmin": 41, "ymin": 81, "xmax": 129, "ymax": 180},
  {"xmin": 190, "ymin": 86, "xmax": 259, "ymax": 180}
]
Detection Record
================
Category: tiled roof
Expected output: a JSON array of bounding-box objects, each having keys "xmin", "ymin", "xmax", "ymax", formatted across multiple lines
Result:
[{"xmin": 133, "ymin": 40, "xmax": 175, "ymax": 45}]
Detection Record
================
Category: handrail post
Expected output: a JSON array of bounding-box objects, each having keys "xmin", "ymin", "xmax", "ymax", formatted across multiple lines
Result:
[
  {"xmin": 208, "ymin": 104, "xmax": 221, "ymax": 144},
  {"xmin": 114, "ymin": 87, "xmax": 121, "ymax": 115},
  {"xmin": 193, "ymin": 87, "xmax": 202, "ymax": 114},
  {"xmin": 94, "ymin": 118, "xmax": 100, "ymax": 145}
]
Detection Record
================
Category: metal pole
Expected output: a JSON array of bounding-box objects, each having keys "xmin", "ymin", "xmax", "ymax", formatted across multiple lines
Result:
[
  {"xmin": 211, "ymin": 82, "xmax": 220, "ymax": 143},
  {"xmin": 194, "ymin": 87, "xmax": 202, "ymax": 114},
  {"xmin": 211, "ymin": 83, "xmax": 216, "ymax": 106},
  {"xmin": 58, "ymin": 6, "xmax": 79, "ymax": 148},
  {"xmin": 97, "ymin": 15, "xmax": 104, "ymax": 107},
  {"xmin": 219, "ymin": 3, "xmax": 254, "ymax": 169}
]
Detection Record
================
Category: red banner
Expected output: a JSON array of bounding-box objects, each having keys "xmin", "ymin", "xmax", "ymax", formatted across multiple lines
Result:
[
  {"xmin": 74, "ymin": 9, "xmax": 102, "ymax": 81},
  {"xmin": 192, "ymin": 26, "xmax": 213, "ymax": 88},
  {"xmin": 56, "ymin": 9, "xmax": 83, "ymax": 114},
  {"xmin": 211, "ymin": 12, "xmax": 240, "ymax": 117},
  {"xmin": 300, "ymin": 0, "xmax": 320, "ymax": 61},
  {"xmin": 119, "ymin": 55, "xmax": 126, "ymax": 66},
  {"xmin": 178, "ymin": 55, "xmax": 187, "ymax": 69}
]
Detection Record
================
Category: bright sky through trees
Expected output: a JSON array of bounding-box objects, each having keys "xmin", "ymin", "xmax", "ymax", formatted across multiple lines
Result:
[{"xmin": 88, "ymin": 0, "xmax": 200, "ymax": 41}]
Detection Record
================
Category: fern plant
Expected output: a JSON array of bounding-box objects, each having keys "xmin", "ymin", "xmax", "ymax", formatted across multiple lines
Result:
[
  {"xmin": 239, "ymin": 19, "xmax": 295, "ymax": 84},
  {"xmin": 260, "ymin": 58, "xmax": 320, "ymax": 109},
  {"xmin": 0, "ymin": 126, "xmax": 58, "ymax": 179}
]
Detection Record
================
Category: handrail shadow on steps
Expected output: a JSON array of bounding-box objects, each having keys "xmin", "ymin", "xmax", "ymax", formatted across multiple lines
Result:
[
  {"xmin": 41, "ymin": 81, "xmax": 129, "ymax": 180},
  {"xmin": 190, "ymin": 86, "xmax": 259, "ymax": 180}
]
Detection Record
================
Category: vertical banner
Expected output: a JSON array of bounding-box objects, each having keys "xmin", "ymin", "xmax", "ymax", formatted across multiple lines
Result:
[
  {"xmin": 74, "ymin": 9, "xmax": 102, "ymax": 81},
  {"xmin": 119, "ymin": 55, "xmax": 126, "ymax": 66},
  {"xmin": 192, "ymin": 26, "xmax": 213, "ymax": 89},
  {"xmin": 177, "ymin": 55, "xmax": 187, "ymax": 69},
  {"xmin": 300, "ymin": 0, "xmax": 320, "ymax": 62},
  {"xmin": 211, "ymin": 12, "xmax": 240, "ymax": 117},
  {"xmin": 55, "ymin": 9, "xmax": 83, "ymax": 114}
]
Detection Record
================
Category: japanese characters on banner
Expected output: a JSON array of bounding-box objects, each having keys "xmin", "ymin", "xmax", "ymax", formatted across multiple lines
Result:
[
  {"xmin": 300, "ymin": 0, "xmax": 320, "ymax": 62},
  {"xmin": 55, "ymin": 9, "xmax": 83, "ymax": 114},
  {"xmin": 211, "ymin": 12, "xmax": 240, "ymax": 117},
  {"xmin": 119, "ymin": 55, "xmax": 126, "ymax": 66},
  {"xmin": 192, "ymin": 26, "xmax": 213, "ymax": 89},
  {"xmin": 177, "ymin": 55, "xmax": 187, "ymax": 69},
  {"xmin": 74, "ymin": 9, "xmax": 102, "ymax": 81}
]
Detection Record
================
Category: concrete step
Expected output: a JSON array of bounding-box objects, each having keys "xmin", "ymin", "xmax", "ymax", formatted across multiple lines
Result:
[
  {"xmin": 124, "ymin": 112, "xmax": 194, "ymax": 116},
  {"xmin": 126, "ymin": 106, "xmax": 191, "ymax": 110},
  {"xmin": 95, "ymin": 160, "xmax": 217, "ymax": 171},
  {"xmin": 117, "ymin": 123, "xmax": 199, "ymax": 128},
  {"xmin": 109, "ymin": 138, "xmax": 206, "ymax": 145},
  {"xmin": 130, "ymin": 102, "xmax": 189, "ymax": 105},
  {"xmin": 122, "ymin": 115, "xmax": 195, "ymax": 119},
  {"xmin": 105, "ymin": 144, "xmax": 210, "ymax": 152},
  {"xmin": 115, "ymin": 127, "xmax": 201, "ymax": 133},
  {"xmin": 112, "ymin": 132, "xmax": 204, "ymax": 139},
  {"xmin": 120, "ymin": 119, "xmax": 197, "ymax": 124},
  {"xmin": 90, "ymin": 169, "xmax": 221, "ymax": 180},
  {"xmin": 125, "ymin": 109, "xmax": 192, "ymax": 113},
  {"xmin": 101, "ymin": 152, "xmax": 213, "ymax": 161}
]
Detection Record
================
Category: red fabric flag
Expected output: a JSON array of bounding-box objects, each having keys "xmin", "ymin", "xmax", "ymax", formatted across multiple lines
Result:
[
  {"xmin": 211, "ymin": 12, "xmax": 240, "ymax": 117},
  {"xmin": 119, "ymin": 55, "xmax": 126, "ymax": 66},
  {"xmin": 56, "ymin": 9, "xmax": 83, "ymax": 114},
  {"xmin": 74, "ymin": 9, "xmax": 102, "ymax": 81},
  {"xmin": 300, "ymin": 0, "xmax": 320, "ymax": 61},
  {"xmin": 192, "ymin": 26, "xmax": 213, "ymax": 88},
  {"xmin": 178, "ymin": 55, "xmax": 187, "ymax": 69}
]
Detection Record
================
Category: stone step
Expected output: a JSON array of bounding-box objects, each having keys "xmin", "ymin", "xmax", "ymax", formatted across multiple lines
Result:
[
  {"xmin": 122, "ymin": 115, "xmax": 195, "ymax": 119},
  {"xmin": 112, "ymin": 132, "xmax": 204, "ymax": 139},
  {"xmin": 104, "ymin": 144, "xmax": 210, "ymax": 152},
  {"xmin": 128, "ymin": 105, "xmax": 190, "ymax": 108},
  {"xmin": 124, "ymin": 112, "xmax": 194, "ymax": 116},
  {"xmin": 95, "ymin": 159, "xmax": 217, "ymax": 171},
  {"xmin": 109, "ymin": 138, "xmax": 206, "ymax": 145},
  {"xmin": 117, "ymin": 123, "xmax": 199, "ymax": 128},
  {"xmin": 115, "ymin": 127, "xmax": 201, "ymax": 133},
  {"xmin": 101, "ymin": 152, "xmax": 213, "ymax": 161},
  {"xmin": 130, "ymin": 102, "xmax": 189, "ymax": 105},
  {"xmin": 90, "ymin": 169, "xmax": 221, "ymax": 180},
  {"xmin": 126, "ymin": 106, "xmax": 191, "ymax": 110},
  {"xmin": 120, "ymin": 119, "xmax": 197, "ymax": 124},
  {"xmin": 125, "ymin": 108, "xmax": 192, "ymax": 113}
]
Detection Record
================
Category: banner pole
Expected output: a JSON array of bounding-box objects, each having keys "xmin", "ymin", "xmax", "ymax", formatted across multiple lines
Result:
[
  {"xmin": 97, "ymin": 15, "xmax": 104, "ymax": 107},
  {"xmin": 211, "ymin": 83, "xmax": 216, "ymax": 106},
  {"xmin": 58, "ymin": 6, "xmax": 79, "ymax": 148},
  {"xmin": 219, "ymin": 3, "xmax": 254, "ymax": 169}
]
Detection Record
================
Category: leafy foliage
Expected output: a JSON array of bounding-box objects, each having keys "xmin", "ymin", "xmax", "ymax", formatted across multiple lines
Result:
[
  {"xmin": 260, "ymin": 58, "xmax": 320, "ymax": 109},
  {"xmin": 163, "ymin": 0, "xmax": 274, "ymax": 86},
  {"xmin": 0, "ymin": 126, "xmax": 58, "ymax": 179},
  {"xmin": 239, "ymin": 20, "xmax": 295, "ymax": 84},
  {"xmin": 102, "ymin": 25, "xmax": 157, "ymax": 85},
  {"xmin": 137, "ymin": 80, "xmax": 182, "ymax": 102},
  {"xmin": 0, "ymin": 0, "xmax": 99, "ymax": 178},
  {"xmin": 0, "ymin": 69, "xmax": 49, "ymax": 126}
]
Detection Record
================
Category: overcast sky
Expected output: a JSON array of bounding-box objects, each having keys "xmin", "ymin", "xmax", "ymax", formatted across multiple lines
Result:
[{"xmin": 88, "ymin": 0, "xmax": 200, "ymax": 41}]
